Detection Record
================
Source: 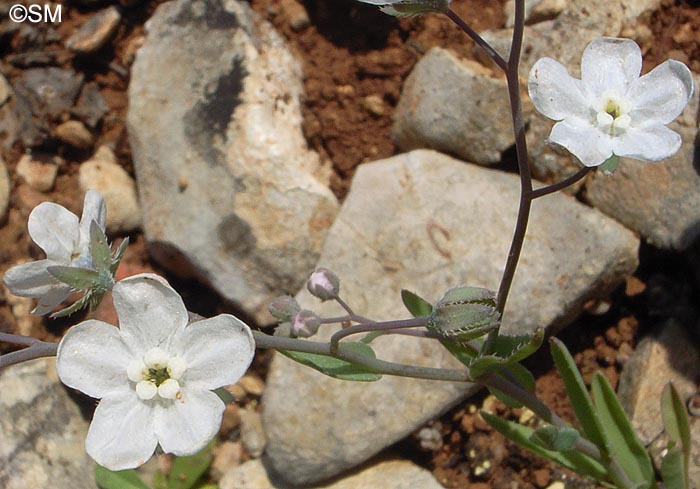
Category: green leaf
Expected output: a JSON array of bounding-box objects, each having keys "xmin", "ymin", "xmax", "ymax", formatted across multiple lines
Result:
[
  {"xmin": 487, "ymin": 362, "xmax": 537, "ymax": 408},
  {"xmin": 47, "ymin": 266, "xmax": 99, "ymax": 290},
  {"xmin": 400, "ymin": 289, "xmax": 432, "ymax": 317},
  {"xmin": 168, "ymin": 441, "xmax": 215, "ymax": 489},
  {"xmin": 213, "ymin": 386, "xmax": 237, "ymax": 404},
  {"xmin": 111, "ymin": 237, "xmax": 130, "ymax": 275},
  {"xmin": 95, "ymin": 465, "xmax": 149, "ymax": 489},
  {"xmin": 661, "ymin": 383, "xmax": 691, "ymax": 472},
  {"xmin": 360, "ymin": 330, "xmax": 385, "ymax": 344},
  {"xmin": 550, "ymin": 338, "xmax": 608, "ymax": 454},
  {"xmin": 591, "ymin": 372, "xmax": 655, "ymax": 488},
  {"xmin": 90, "ymin": 221, "xmax": 112, "ymax": 272},
  {"xmin": 530, "ymin": 425, "xmax": 581, "ymax": 451},
  {"xmin": 661, "ymin": 445, "xmax": 687, "ymax": 489},
  {"xmin": 480, "ymin": 411, "xmax": 608, "ymax": 481},
  {"xmin": 469, "ymin": 329, "xmax": 544, "ymax": 379},
  {"xmin": 280, "ymin": 342, "xmax": 382, "ymax": 381}
]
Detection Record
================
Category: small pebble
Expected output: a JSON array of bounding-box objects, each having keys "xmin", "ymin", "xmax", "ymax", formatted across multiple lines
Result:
[
  {"xmin": 66, "ymin": 6, "xmax": 122, "ymax": 54},
  {"xmin": 237, "ymin": 373, "xmax": 265, "ymax": 397},
  {"xmin": 54, "ymin": 120, "xmax": 94, "ymax": 149},
  {"xmin": 239, "ymin": 405, "xmax": 266, "ymax": 458},
  {"xmin": 362, "ymin": 94, "xmax": 385, "ymax": 116},
  {"xmin": 283, "ymin": 0, "xmax": 310, "ymax": 31},
  {"xmin": 16, "ymin": 153, "xmax": 61, "ymax": 192}
]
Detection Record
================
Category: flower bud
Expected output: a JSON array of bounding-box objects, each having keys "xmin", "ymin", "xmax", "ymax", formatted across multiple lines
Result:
[
  {"xmin": 269, "ymin": 295, "xmax": 301, "ymax": 321},
  {"xmin": 306, "ymin": 268, "xmax": 340, "ymax": 301},
  {"xmin": 427, "ymin": 286, "xmax": 500, "ymax": 342},
  {"xmin": 291, "ymin": 310, "xmax": 322, "ymax": 338}
]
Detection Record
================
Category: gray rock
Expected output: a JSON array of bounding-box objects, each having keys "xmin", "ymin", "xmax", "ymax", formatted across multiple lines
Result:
[
  {"xmin": 79, "ymin": 146, "xmax": 141, "ymax": 234},
  {"xmin": 0, "ymin": 359, "xmax": 94, "ymax": 489},
  {"xmin": 262, "ymin": 150, "xmax": 639, "ymax": 485},
  {"xmin": 0, "ymin": 154, "xmax": 10, "ymax": 224},
  {"xmin": 128, "ymin": 0, "xmax": 338, "ymax": 320},
  {"xmin": 617, "ymin": 320, "xmax": 700, "ymax": 446},
  {"xmin": 239, "ymin": 405, "xmax": 266, "ymax": 459},
  {"xmin": 72, "ymin": 83, "xmax": 108, "ymax": 129},
  {"xmin": 393, "ymin": 47, "xmax": 528, "ymax": 166},
  {"xmin": 584, "ymin": 77, "xmax": 700, "ymax": 250},
  {"xmin": 220, "ymin": 459, "xmax": 445, "ymax": 489},
  {"xmin": 66, "ymin": 6, "xmax": 121, "ymax": 54}
]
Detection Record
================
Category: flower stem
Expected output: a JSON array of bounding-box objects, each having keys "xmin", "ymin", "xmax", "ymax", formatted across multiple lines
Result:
[
  {"xmin": 445, "ymin": 9, "xmax": 507, "ymax": 72},
  {"xmin": 532, "ymin": 167, "xmax": 592, "ymax": 199},
  {"xmin": 330, "ymin": 316, "xmax": 427, "ymax": 354},
  {"xmin": 0, "ymin": 333, "xmax": 58, "ymax": 369}
]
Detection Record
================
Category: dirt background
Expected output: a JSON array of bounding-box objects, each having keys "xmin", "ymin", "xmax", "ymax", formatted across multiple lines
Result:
[{"xmin": 1, "ymin": 0, "xmax": 699, "ymax": 487}]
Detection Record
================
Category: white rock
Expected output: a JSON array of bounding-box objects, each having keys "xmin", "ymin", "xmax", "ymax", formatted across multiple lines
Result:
[
  {"xmin": 0, "ymin": 154, "xmax": 10, "ymax": 224},
  {"xmin": 79, "ymin": 145, "xmax": 141, "ymax": 234},
  {"xmin": 0, "ymin": 360, "xmax": 94, "ymax": 489},
  {"xmin": 262, "ymin": 150, "xmax": 639, "ymax": 485},
  {"xmin": 128, "ymin": 0, "xmax": 338, "ymax": 320},
  {"xmin": 393, "ymin": 48, "xmax": 529, "ymax": 166},
  {"xmin": 220, "ymin": 459, "xmax": 445, "ymax": 489},
  {"xmin": 16, "ymin": 153, "xmax": 60, "ymax": 192},
  {"xmin": 505, "ymin": 0, "xmax": 566, "ymax": 27}
]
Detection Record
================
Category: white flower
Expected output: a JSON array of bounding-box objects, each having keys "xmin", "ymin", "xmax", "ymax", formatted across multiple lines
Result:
[
  {"xmin": 56, "ymin": 274, "xmax": 255, "ymax": 470},
  {"xmin": 528, "ymin": 37, "xmax": 694, "ymax": 169},
  {"xmin": 357, "ymin": 0, "xmax": 450, "ymax": 17},
  {"xmin": 3, "ymin": 190, "xmax": 106, "ymax": 315}
]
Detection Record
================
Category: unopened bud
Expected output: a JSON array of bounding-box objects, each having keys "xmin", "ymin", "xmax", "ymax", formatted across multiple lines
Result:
[
  {"xmin": 269, "ymin": 295, "xmax": 301, "ymax": 321},
  {"xmin": 306, "ymin": 268, "xmax": 340, "ymax": 301},
  {"xmin": 274, "ymin": 321, "xmax": 293, "ymax": 337},
  {"xmin": 427, "ymin": 286, "xmax": 500, "ymax": 342},
  {"xmin": 291, "ymin": 310, "xmax": 322, "ymax": 338}
]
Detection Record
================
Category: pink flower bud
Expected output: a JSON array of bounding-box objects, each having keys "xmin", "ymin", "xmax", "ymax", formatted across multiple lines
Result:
[
  {"xmin": 291, "ymin": 310, "xmax": 321, "ymax": 338},
  {"xmin": 306, "ymin": 268, "xmax": 340, "ymax": 301}
]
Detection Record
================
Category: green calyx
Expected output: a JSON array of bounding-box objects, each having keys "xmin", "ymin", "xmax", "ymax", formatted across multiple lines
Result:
[{"xmin": 427, "ymin": 286, "xmax": 500, "ymax": 342}]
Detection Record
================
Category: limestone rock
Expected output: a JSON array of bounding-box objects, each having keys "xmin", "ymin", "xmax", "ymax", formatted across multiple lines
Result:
[
  {"xmin": 66, "ymin": 6, "xmax": 121, "ymax": 54},
  {"xmin": 0, "ymin": 154, "xmax": 10, "ymax": 224},
  {"xmin": 0, "ymin": 360, "xmax": 94, "ymax": 489},
  {"xmin": 16, "ymin": 153, "xmax": 60, "ymax": 192},
  {"xmin": 128, "ymin": 0, "xmax": 338, "ymax": 320},
  {"xmin": 220, "ymin": 459, "xmax": 445, "ymax": 489},
  {"xmin": 54, "ymin": 120, "xmax": 93, "ymax": 149},
  {"xmin": 79, "ymin": 145, "xmax": 141, "ymax": 234},
  {"xmin": 393, "ymin": 47, "xmax": 528, "ymax": 166},
  {"xmin": 262, "ymin": 150, "xmax": 639, "ymax": 485},
  {"xmin": 617, "ymin": 320, "xmax": 700, "ymax": 445}
]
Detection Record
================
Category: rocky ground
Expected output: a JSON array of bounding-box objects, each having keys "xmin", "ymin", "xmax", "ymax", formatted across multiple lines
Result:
[{"xmin": 1, "ymin": 0, "xmax": 700, "ymax": 488}]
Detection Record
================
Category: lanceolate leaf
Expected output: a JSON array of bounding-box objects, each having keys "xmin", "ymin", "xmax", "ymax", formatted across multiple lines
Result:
[
  {"xmin": 400, "ymin": 289, "xmax": 432, "ymax": 317},
  {"xmin": 95, "ymin": 466, "xmax": 149, "ymax": 489},
  {"xmin": 661, "ymin": 383, "xmax": 691, "ymax": 472},
  {"xmin": 550, "ymin": 338, "xmax": 609, "ymax": 454},
  {"xmin": 660, "ymin": 446, "xmax": 687, "ymax": 489},
  {"xmin": 47, "ymin": 266, "xmax": 99, "ymax": 290},
  {"xmin": 280, "ymin": 342, "xmax": 382, "ymax": 382},
  {"xmin": 591, "ymin": 372, "xmax": 655, "ymax": 488},
  {"xmin": 480, "ymin": 411, "xmax": 608, "ymax": 482},
  {"xmin": 90, "ymin": 220, "xmax": 112, "ymax": 272},
  {"xmin": 530, "ymin": 425, "xmax": 581, "ymax": 452}
]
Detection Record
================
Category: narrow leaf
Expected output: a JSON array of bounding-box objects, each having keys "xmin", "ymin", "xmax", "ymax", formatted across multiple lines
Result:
[
  {"xmin": 168, "ymin": 441, "xmax": 215, "ymax": 489},
  {"xmin": 591, "ymin": 372, "xmax": 655, "ymax": 487},
  {"xmin": 488, "ymin": 362, "xmax": 537, "ymax": 408},
  {"xmin": 469, "ymin": 329, "xmax": 544, "ymax": 379},
  {"xmin": 47, "ymin": 266, "xmax": 99, "ymax": 290},
  {"xmin": 660, "ymin": 445, "xmax": 687, "ymax": 489},
  {"xmin": 400, "ymin": 289, "xmax": 432, "ymax": 317},
  {"xmin": 95, "ymin": 466, "xmax": 149, "ymax": 489},
  {"xmin": 530, "ymin": 425, "xmax": 581, "ymax": 451},
  {"xmin": 110, "ymin": 237, "xmax": 130, "ymax": 275},
  {"xmin": 550, "ymin": 338, "xmax": 608, "ymax": 454},
  {"xmin": 481, "ymin": 411, "xmax": 608, "ymax": 481},
  {"xmin": 280, "ymin": 342, "xmax": 382, "ymax": 381},
  {"xmin": 90, "ymin": 220, "xmax": 112, "ymax": 272},
  {"xmin": 661, "ymin": 383, "xmax": 691, "ymax": 470}
]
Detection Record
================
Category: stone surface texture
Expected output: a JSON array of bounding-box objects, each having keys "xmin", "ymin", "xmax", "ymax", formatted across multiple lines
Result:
[
  {"xmin": 128, "ymin": 0, "xmax": 337, "ymax": 320},
  {"xmin": 393, "ymin": 47, "xmax": 530, "ymax": 166},
  {"xmin": 0, "ymin": 360, "xmax": 94, "ymax": 489},
  {"xmin": 262, "ymin": 150, "xmax": 639, "ymax": 485}
]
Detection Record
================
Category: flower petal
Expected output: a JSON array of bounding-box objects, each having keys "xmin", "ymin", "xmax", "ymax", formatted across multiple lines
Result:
[
  {"xmin": 528, "ymin": 57, "xmax": 590, "ymax": 121},
  {"xmin": 85, "ymin": 387, "xmax": 158, "ymax": 471},
  {"xmin": 581, "ymin": 38, "xmax": 642, "ymax": 98},
  {"xmin": 113, "ymin": 274, "xmax": 188, "ymax": 355},
  {"xmin": 78, "ymin": 190, "xmax": 107, "ymax": 256},
  {"xmin": 3, "ymin": 259, "xmax": 62, "ymax": 297},
  {"xmin": 28, "ymin": 202, "xmax": 80, "ymax": 262},
  {"xmin": 154, "ymin": 388, "xmax": 224, "ymax": 456},
  {"xmin": 612, "ymin": 125, "xmax": 682, "ymax": 162},
  {"xmin": 549, "ymin": 118, "xmax": 614, "ymax": 167},
  {"xmin": 32, "ymin": 285, "xmax": 73, "ymax": 316},
  {"xmin": 173, "ymin": 314, "xmax": 255, "ymax": 390},
  {"xmin": 627, "ymin": 60, "xmax": 694, "ymax": 126},
  {"xmin": 56, "ymin": 319, "xmax": 134, "ymax": 398}
]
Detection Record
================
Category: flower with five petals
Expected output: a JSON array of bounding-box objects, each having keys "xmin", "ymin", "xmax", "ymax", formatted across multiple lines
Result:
[
  {"xmin": 56, "ymin": 274, "xmax": 255, "ymax": 470},
  {"xmin": 528, "ymin": 37, "xmax": 694, "ymax": 171}
]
